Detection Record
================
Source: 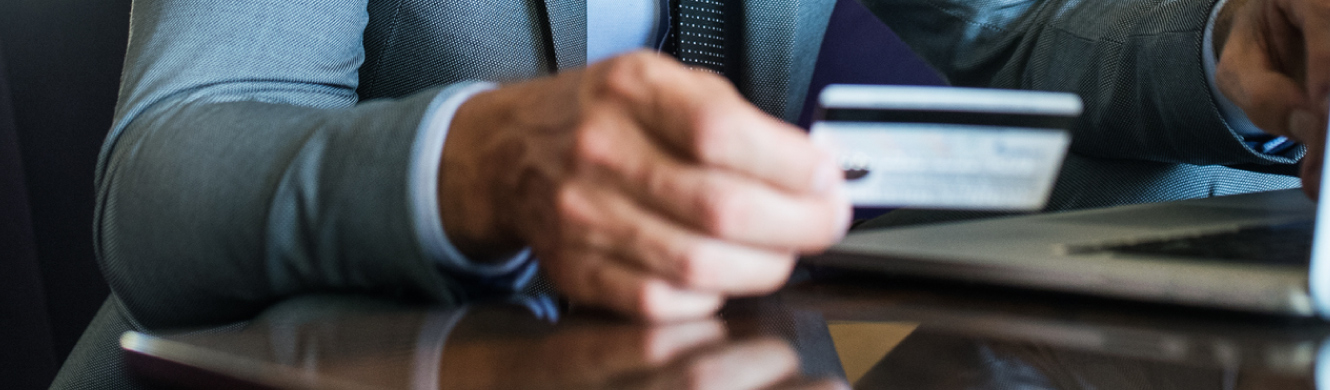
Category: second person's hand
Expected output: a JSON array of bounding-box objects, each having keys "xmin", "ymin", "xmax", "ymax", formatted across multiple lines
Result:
[{"xmin": 1215, "ymin": 0, "xmax": 1330, "ymax": 198}]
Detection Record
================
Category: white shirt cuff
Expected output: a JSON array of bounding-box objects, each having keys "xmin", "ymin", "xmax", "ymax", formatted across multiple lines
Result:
[
  {"xmin": 1203, "ymin": 0, "xmax": 1267, "ymax": 137},
  {"xmin": 409, "ymin": 81, "xmax": 533, "ymax": 278}
]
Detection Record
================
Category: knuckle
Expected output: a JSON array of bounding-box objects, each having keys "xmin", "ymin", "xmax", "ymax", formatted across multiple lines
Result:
[
  {"xmin": 596, "ymin": 52, "xmax": 659, "ymax": 100},
  {"xmin": 593, "ymin": 63, "xmax": 635, "ymax": 101},
  {"xmin": 642, "ymin": 157, "xmax": 673, "ymax": 198},
  {"xmin": 572, "ymin": 124, "xmax": 617, "ymax": 169},
  {"xmin": 554, "ymin": 185, "xmax": 595, "ymax": 228},
  {"xmin": 697, "ymin": 180, "xmax": 743, "ymax": 237},
  {"xmin": 620, "ymin": 214, "xmax": 649, "ymax": 248},
  {"xmin": 685, "ymin": 108, "xmax": 728, "ymax": 161},
  {"xmin": 671, "ymin": 242, "xmax": 711, "ymax": 288},
  {"xmin": 625, "ymin": 51, "xmax": 671, "ymax": 83}
]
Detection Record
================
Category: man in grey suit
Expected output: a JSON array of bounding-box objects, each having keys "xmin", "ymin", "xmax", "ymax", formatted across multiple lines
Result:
[{"xmin": 51, "ymin": 0, "xmax": 1330, "ymax": 388}]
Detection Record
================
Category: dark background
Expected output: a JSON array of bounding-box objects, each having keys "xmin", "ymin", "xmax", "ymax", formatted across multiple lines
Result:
[
  {"xmin": 1, "ymin": 0, "xmax": 132, "ymax": 389},
  {"xmin": 0, "ymin": 1, "xmax": 940, "ymax": 388}
]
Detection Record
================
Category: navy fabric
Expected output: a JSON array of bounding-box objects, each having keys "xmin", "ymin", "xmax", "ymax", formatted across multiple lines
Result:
[
  {"xmin": 0, "ymin": 1, "xmax": 130, "ymax": 387},
  {"xmin": 797, "ymin": 0, "xmax": 945, "ymax": 128}
]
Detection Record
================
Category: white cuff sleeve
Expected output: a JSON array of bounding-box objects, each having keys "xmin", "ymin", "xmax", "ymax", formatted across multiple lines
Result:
[
  {"xmin": 409, "ymin": 81, "xmax": 533, "ymax": 279},
  {"xmin": 1203, "ymin": 0, "xmax": 1266, "ymax": 137}
]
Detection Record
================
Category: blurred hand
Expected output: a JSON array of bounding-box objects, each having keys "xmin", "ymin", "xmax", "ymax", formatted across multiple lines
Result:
[
  {"xmin": 440, "ymin": 51, "xmax": 852, "ymax": 321},
  {"xmin": 1215, "ymin": 0, "xmax": 1330, "ymax": 198}
]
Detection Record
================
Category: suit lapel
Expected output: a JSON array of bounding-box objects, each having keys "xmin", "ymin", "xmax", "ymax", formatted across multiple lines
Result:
[
  {"xmin": 735, "ymin": 0, "xmax": 835, "ymax": 122},
  {"xmin": 540, "ymin": 0, "xmax": 587, "ymax": 71}
]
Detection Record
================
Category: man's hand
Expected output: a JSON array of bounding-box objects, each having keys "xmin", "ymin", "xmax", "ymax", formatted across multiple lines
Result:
[
  {"xmin": 439, "ymin": 51, "xmax": 851, "ymax": 321},
  {"xmin": 1215, "ymin": 0, "xmax": 1330, "ymax": 198}
]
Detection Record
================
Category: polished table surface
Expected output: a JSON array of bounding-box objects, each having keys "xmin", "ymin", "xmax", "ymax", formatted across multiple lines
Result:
[{"xmin": 121, "ymin": 274, "xmax": 1330, "ymax": 389}]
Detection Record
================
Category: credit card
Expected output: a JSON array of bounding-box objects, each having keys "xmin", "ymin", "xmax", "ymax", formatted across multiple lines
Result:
[
  {"xmin": 811, "ymin": 122, "xmax": 1070, "ymax": 210},
  {"xmin": 811, "ymin": 85, "xmax": 1081, "ymax": 211}
]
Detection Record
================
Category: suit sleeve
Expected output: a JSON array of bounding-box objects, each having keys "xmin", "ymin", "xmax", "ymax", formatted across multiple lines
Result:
[
  {"xmin": 94, "ymin": 0, "xmax": 507, "ymax": 329},
  {"xmin": 857, "ymin": 0, "xmax": 1302, "ymax": 166}
]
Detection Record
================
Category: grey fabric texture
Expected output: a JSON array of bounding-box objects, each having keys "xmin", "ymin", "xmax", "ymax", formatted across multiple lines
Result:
[
  {"xmin": 59, "ymin": 0, "xmax": 1301, "ymax": 388},
  {"xmin": 51, "ymin": 298, "xmax": 251, "ymax": 390},
  {"xmin": 359, "ymin": 0, "xmax": 557, "ymax": 98},
  {"xmin": 49, "ymin": 299, "xmax": 142, "ymax": 390},
  {"xmin": 62, "ymin": 1, "xmax": 833, "ymax": 388},
  {"xmin": 93, "ymin": 0, "xmax": 834, "ymax": 332},
  {"xmin": 861, "ymin": 0, "xmax": 1301, "ymax": 182},
  {"xmin": 737, "ymin": 0, "xmax": 836, "ymax": 121},
  {"xmin": 543, "ymin": 0, "xmax": 590, "ymax": 71}
]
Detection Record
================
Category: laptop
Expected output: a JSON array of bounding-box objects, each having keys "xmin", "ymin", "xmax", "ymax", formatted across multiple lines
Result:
[{"xmin": 804, "ymin": 88, "xmax": 1328, "ymax": 319}]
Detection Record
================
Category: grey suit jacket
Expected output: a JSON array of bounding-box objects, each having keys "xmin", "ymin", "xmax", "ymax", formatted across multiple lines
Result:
[
  {"xmin": 94, "ymin": 0, "xmax": 836, "ymax": 332},
  {"xmin": 54, "ymin": 0, "xmax": 1299, "ymax": 388}
]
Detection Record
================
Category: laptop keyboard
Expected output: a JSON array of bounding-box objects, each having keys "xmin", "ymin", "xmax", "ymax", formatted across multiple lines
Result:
[{"xmin": 1096, "ymin": 221, "xmax": 1314, "ymax": 266}]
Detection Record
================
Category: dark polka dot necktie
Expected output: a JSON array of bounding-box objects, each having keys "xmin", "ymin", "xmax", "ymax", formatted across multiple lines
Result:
[{"xmin": 669, "ymin": 0, "xmax": 727, "ymax": 76}]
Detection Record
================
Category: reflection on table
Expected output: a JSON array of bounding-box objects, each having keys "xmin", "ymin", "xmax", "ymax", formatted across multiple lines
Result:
[
  {"xmin": 123, "ymin": 294, "xmax": 844, "ymax": 390},
  {"xmin": 124, "ymin": 276, "xmax": 1330, "ymax": 389}
]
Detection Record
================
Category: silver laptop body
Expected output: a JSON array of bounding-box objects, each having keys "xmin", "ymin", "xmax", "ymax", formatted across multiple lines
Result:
[{"xmin": 807, "ymin": 153, "xmax": 1330, "ymax": 319}]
